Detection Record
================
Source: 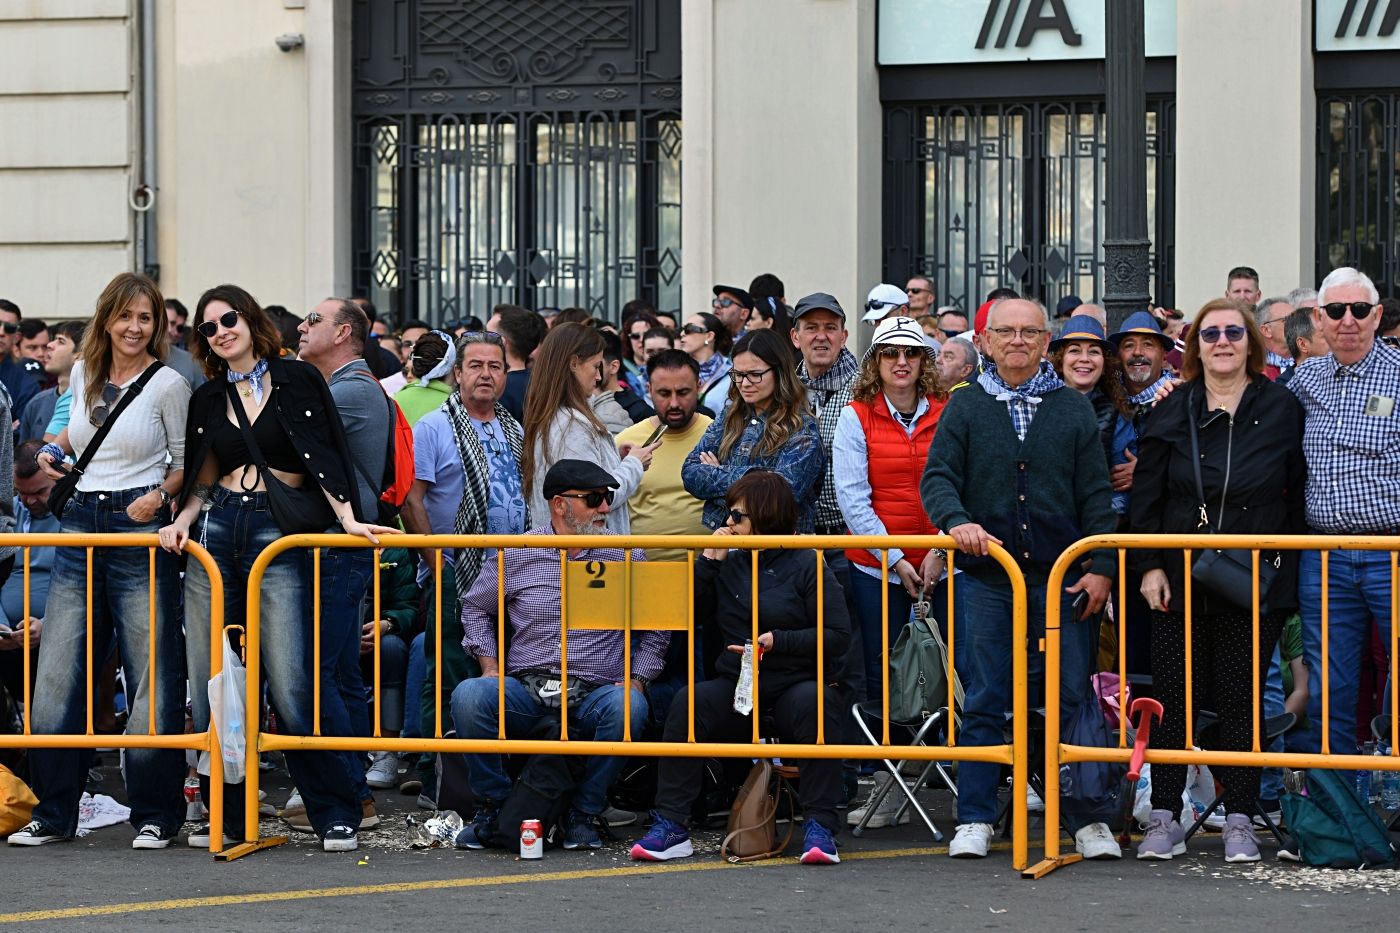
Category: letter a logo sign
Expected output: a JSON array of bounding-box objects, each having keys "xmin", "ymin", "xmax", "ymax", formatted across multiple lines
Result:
[{"xmin": 976, "ymin": 0, "xmax": 1084, "ymax": 49}]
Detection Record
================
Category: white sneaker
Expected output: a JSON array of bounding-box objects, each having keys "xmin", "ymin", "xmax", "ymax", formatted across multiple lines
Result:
[
  {"xmin": 948, "ymin": 822, "xmax": 994, "ymax": 858},
  {"xmin": 847, "ymin": 773, "xmax": 912, "ymax": 828},
  {"xmin": 1074, "ymin": 821, "xmax": 1123, "ymax": 860},
  {"xmin": 1027, "ymin": 783, "xmax": 1045, "ymax": 813},
  {"xmin": 365, "ymin": 752, "xmax": 399, "ymax": 789}
]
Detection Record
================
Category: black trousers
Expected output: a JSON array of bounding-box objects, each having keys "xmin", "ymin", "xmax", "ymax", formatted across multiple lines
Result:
[
  {"xmin": 654, "ymin": 677, "xmax": 845, "ymax": 831},
  {"xmin": 1148, "ymin": 607, "xmax": 1285, "ymax": 815}
]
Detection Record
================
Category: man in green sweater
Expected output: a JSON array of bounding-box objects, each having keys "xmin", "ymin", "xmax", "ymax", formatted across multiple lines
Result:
[{"xmin": 921, "ymin": 297, "xmax": 1119, "ymax": 861}]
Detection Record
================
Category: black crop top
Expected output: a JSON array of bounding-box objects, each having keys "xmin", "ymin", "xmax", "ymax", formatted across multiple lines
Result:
[{"xmin": 207, "ymin": 404, "xmax": 307, "ymax": 476}]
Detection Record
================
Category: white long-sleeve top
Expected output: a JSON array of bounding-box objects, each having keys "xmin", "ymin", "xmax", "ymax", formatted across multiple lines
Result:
[{"xmin": 526, "ymin": 406, "xmax": 644, "ymax": 535}]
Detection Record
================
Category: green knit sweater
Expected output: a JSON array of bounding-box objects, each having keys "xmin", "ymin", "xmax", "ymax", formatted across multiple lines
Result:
[{"xmin": 920, "ymin": 381, "xmax": 1117, "ymax": 584}]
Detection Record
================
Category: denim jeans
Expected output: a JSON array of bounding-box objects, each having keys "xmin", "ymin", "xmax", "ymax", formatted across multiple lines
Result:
[
  {"xmin": 319, "ymin": 546, "xmax": 375, "ymax": 802},
  {"xmin": 360, "ymin": 634, "xmax": 409, "ymax": 733},
  {"xmin": 185, "ymin": 488, "xmax": 360, "ymax": 835},
  {"xmin": 956, "ymin": 573, "xmax": 1103, "ymax": 828},
  {"xmin": 28, "ymin": 488, "xmax": 186, "ymax": 837},
  {"xmin": 848, "ymin": 568, "xmax": 913, "ymax": 705},
  {"xmin": 449, "ymin": 675, "xmax": 649, "ymax": 816},
  {"xmin": 402, "ymin": 632, "xmax": 426, "ymax": 740},
  {"xmin": 1297, "ymin": 549, "xmax": 1394, "ymax": 756}
]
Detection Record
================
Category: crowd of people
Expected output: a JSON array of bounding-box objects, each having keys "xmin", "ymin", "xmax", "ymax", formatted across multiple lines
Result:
[{"xmin": 0, "ymin": 263, "xmax": 1396, "ymax": 869}]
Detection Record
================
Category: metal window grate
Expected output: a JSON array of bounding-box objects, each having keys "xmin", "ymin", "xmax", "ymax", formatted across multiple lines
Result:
[{"xmin": 1317, "ymin": 93, "xmax": 1400, "ymax": 297}]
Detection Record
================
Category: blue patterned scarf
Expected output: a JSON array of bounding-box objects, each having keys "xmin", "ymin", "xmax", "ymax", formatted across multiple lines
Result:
[{"xmin": 978, "ymin": 360, "xmax": 1065, "ymax": 441}]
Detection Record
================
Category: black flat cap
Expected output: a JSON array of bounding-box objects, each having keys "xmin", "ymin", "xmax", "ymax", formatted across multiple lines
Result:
[{"xmin": 542, "ymin": 459, "xmax": 620, "ymax": 500}]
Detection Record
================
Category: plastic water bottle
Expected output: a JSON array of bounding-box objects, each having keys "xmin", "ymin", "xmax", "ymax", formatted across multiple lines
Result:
[
  {"xmin": 1381, "ymin": 743, "xmax": 1400, "ymax": 810},
  {"xmin": 1357, "ymin": 742, "xmax": 1373, "ymax": 804},
  {"xmin": 1372, "ymin": 742, "xmax": 1387, "ymax": 805},
  {"xmin": 1059, "ymin": 764, "xmax": 1073, "ymax": 798}
]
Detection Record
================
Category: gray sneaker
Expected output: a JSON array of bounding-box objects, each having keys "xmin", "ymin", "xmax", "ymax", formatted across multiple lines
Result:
[
  {"xmin": 1223, "ymin": 812, "xmax": 1261, "ymax": 863},
  {"xmin": 1136, "ymin": 809, "xmax": 1186, "ymax": 860}
]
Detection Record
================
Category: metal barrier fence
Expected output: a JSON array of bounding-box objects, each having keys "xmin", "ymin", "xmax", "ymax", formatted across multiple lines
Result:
[
  {"xmin": 228, "ymin": 533, "xmax": 1031, "ymax": 867},
  {"xmin": 0, "ymin": 535, "xmax": 228, "ymax": 852},
  {"xmin": 1026, "ymin": 534, "xmax": 1400, "ymax": 878}
]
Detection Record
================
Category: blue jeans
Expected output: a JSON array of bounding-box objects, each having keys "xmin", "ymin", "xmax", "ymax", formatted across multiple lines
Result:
[
  {"xmin": 849, "ymin": 568, "xmax": 913, "ymax": 705},
  {"xmin": 449, "ymin": 675, "xmax": 649, "ymax": 816},
  {"xmin": 185, "ymin": 488, "xmax": 360, "ymax": 835},
  {"xmin": 360, "ymin": 634, "xmax": 409, "ymax": 733},
  {"xmin": 956, "ymin": 573, "xmax": 1102, "ymax": 828},
  {"xmin": 402, "ymin": 632, "xmax": 426, "ymax": 740},
  {"xmin": 1297, "ymin": 549, "xmax": 1393, "ymax": 756},
  {"xmin": 29, "ymin": 488, "xmax": 186, "ymax": 837},
  {"xmin": 319, "ymin": 546, "xmax": 374, "ymax": 801}
]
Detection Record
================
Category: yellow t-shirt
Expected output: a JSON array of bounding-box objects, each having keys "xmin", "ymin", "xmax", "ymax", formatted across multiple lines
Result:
[{"xmin": 615, "ymin": 414, "xmax": 713, "ymax": 563}]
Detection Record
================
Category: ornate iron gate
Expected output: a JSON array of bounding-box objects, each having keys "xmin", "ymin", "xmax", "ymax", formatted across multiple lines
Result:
[
  {"xmin": 883, "ymin": 98, "xmax": 1175, "ymax": 312},
  {"xmin": 1318, "ymin": 92, "xmax": 1399, "ymax": 297},
  {"xmin": 352, "ymin": 0, "xmax": 682, "ymax": 326}
]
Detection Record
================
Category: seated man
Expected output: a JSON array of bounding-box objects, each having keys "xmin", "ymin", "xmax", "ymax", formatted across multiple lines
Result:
[
  {"xmin": 0, "ymin": 441, "xmax": 57, "ymax": 709},
  {"xmin": 449, "ymin": 459, "xmax": 668, "ymax": 850}
]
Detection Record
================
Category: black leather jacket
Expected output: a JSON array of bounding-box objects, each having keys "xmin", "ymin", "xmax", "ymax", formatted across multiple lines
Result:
[{"xmin": 179, "ymin": 355, "xmax": 365, "ymax": 521}]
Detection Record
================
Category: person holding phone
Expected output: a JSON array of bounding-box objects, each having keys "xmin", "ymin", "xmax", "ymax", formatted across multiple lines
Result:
[
  {"xmin": 520, "ymin": 323, "xmax": 657, "ymax": 535},
  {"xmin": 12, "ymin": 273, "xmax": 190, "ymax": 851}
]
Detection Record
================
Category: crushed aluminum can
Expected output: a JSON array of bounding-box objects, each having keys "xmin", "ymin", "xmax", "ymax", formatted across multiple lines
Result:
[{"xmin": 407, "ymin": 810, "xmax": 463, "ymax": 849}]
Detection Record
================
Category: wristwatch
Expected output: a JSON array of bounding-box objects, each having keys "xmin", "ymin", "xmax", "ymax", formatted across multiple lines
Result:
[{"xmin": 157, "ymin": 488, "xmax": 172, "ymax": 507}]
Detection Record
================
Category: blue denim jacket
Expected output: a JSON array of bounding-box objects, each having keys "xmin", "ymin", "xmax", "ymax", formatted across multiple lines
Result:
[{"xmin": 680, "ymin": 407, "xmax": 825, "ymax": 532}]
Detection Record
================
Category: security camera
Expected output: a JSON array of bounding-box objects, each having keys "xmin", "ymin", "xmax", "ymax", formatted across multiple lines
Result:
[{"xmin": 275, "ymin": 33, "xmax": 304, "ymax": 52}]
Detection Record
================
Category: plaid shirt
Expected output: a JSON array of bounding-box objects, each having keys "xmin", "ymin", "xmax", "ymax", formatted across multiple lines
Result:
[
  {"xmin": 459, "ymin": 525, "xmax": 670, "ymax": 684},
  {"xmin": 977, "ymin": 361, "xmax": 1066, "ymax": 442},
  {"xmin": 798, "ymin": 349, "xmax": 857, "ymax": 531},
  {"xmin": 1287, "ymin": 341, "xmax": 1400, "ymax": 533}
]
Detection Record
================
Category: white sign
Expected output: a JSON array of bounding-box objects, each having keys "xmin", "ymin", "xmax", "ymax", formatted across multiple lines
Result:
[
  {"xmin": 1316, "ymin": 0, "xmax": 1400, "ymax": 51},
  {"xmin": 878, "ymin": 0, "xmax": 1178, "ymax": 65}
]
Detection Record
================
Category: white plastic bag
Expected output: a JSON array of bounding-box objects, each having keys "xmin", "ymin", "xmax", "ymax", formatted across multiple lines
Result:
[
  {"xmin": 1131, "ymin": 759, "xmax": 1217, "ymax": 828},
  {"xmin": 203, "ymin": 636, "xmax": 247, "ymax": 784}
]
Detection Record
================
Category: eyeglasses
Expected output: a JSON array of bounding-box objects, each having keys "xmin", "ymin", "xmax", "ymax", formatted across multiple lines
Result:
[
  {"xmin": 1322, "ymin": 301, "xmax": 1375, "ymax": 321},
  {"xmin": 90, "ymin": 382, "xmax": 120, "ymax": 427},
  {"xmin": 680, "ymin": 323, "xmax": 708, "ymax": 335},
  {"xmin": 196, "ymin": 309, "xmax": 244, "ymax": 338},
  {"xmin": 987, "ymin": 326, "xmax": 1046, "ymax": 341},
  {"xmin": 1199, "ymin": 324, "xmax": 1247, "ymax": 344},
  {"xmin": 730, "ymin": 367, "xmax": 772, "ymax": 384},
  {"xmin": 0, "ymin": 322, "xmax": 17, "ymax": 335},
  {"xmin": 556, "ymin": 489, "xmax": 614, "ymax": 508},
  {"xmin": 726, "ymin": 508, "xmax": 750, "ymax": 525},
  {"xmin": 712, "ymin": 298, "xmax": 740, "ymax": 310},
  {"xmin": 877, "ymin": 346, "xmax": 922, "ymax": 361}
]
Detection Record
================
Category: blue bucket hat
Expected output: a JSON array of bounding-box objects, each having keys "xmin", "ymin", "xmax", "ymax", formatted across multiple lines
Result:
[
  {"xmin": 1048, "ymin": 314, "xmax": 1110, "ymax": 352},
  {"xmin": 1108, "ymin": 310, "xmax": 1174, "ymax": 351}
]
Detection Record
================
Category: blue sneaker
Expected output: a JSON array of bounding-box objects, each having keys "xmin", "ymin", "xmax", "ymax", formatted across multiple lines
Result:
[
  {"xmin": 629, "ymin": 811, "xmax": 693, "ymax": 861},
  {"xmin": 799, "ymin": 820, "xmax": 840, "ymax": 865},
  {"xmin": 453, "ymin": 802, "xmax": 500, "ymax": 850},
  {"xmin": 562, "ymin": 808, "xmax": 603, "ymax": 850}
]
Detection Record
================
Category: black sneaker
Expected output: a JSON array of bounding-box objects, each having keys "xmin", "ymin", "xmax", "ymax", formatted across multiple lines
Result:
[
  {"xmin": 322, "ymin": 822, "xmax": 358, "ymax": 852},
  {"xmin": 7, "ymin": 820, "xmax": 66, "ymax": 846},
  {"xmin": 132, "ymin": 823, "xmax": 175, "ymax": 850},
  {"xmin": 453, "ymin": 802, "xmax": 501, "ymax": 850},
  {"xmin": 562, "ymin": 808, "xmax": 603, "ymax": 850}
]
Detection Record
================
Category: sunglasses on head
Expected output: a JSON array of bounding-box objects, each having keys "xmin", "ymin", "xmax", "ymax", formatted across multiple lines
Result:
[
  {"xmin": 865, "ymin": 299, "xmax": 900, "ymax": 312},
  {"xmin": 196, "ymin": 309, "xmax": 245, "ymax": 338},
  {"xmin": 90, "ymin": 382, "xmax": 120, "ymax": 427},
  {"xmin": 556, "ymin": 489, "xmax": 614, "ymax": 508},
  {"xmin": 1321, "ymin": 301, "xmax": 1375, "ymax": 321},
  {"xmin": 1199, "ymin": 324, "xmax": 1246, "ymax": 344}
]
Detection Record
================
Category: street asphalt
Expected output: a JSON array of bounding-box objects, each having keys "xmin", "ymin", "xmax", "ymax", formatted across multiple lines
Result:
[{"xmin": 1, "ymin": 755, "xmax": 1397, "ymax": 932}]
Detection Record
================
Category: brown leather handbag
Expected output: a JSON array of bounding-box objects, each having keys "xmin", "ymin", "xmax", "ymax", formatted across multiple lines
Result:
[{"xmin": 721, "ymin": 758, "xmax": 797, "ymax": 863}]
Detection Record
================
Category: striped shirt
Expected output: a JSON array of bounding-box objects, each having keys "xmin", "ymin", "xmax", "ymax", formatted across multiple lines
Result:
[
  {"xmin": 459, "ymin": 525, "xmax": 669, "ymax": 684},
  {"xmin": 1287, "ymin": 341, "xmax": 1400, "ymax": 533}
]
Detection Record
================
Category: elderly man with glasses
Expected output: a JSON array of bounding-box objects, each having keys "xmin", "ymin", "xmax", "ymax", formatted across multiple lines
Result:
[
  {"xmin": 449, "ymin": 458, "xmax": 667, "ymax": 852},
  {"xmin": 1287, "ymin": 266, "xmax": 1400, "ymax": 760}
]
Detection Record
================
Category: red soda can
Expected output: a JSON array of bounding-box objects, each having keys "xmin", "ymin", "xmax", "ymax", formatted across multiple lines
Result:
[{"xmin": 520, "ymin": 819, "xmax": 543, "ymax": 859}]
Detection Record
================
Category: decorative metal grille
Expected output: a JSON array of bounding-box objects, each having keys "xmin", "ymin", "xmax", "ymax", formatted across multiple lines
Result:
[
  {"xmin": 884, "ymin": 98, "xmax": 1175, "ymax": 311},
  {"xmin": 352, "ymin": 0, "xmax": 681, "ymax": 325},
  {"xmin": 1318, "ymin": 93, "xmax": 1400, "ymax": 297}
]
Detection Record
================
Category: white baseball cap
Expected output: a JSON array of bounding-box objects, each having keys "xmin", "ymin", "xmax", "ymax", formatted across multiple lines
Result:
[{"xmin": 862, "ymin": 283, "xmax": 911, "ymax": 323}]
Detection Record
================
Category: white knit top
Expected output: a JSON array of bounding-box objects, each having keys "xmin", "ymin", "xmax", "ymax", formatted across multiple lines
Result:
[{"xmin": 66, "ymin": 360, "xmax": 190, "ymax": 492}]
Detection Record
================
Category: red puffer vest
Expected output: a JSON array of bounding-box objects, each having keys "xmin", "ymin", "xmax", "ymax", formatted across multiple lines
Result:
[{"xmin": 844, "ymin": 395, "xmax": 945, "ymax": 569}]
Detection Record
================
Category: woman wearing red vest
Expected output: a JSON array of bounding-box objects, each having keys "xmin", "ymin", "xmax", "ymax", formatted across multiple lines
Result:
[{"xmin": 832, "ymin": 316, "xmax": 950, "ymax": 708}]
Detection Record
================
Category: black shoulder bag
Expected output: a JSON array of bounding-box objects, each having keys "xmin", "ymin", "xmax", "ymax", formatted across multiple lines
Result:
[
  {"xmin": 1186, "ymin": 385, "xmax": 1279, "ymax": 612},
  {"xmin": 48, "ymin": 361, "xmax": 165, "ymax": 518},
  {"xmin": 226, "ymin": 381, "xmax": 337, "ymax": 535}
]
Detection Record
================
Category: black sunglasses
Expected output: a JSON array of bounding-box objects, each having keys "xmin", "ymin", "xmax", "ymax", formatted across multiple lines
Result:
[
  {"xmin": 726, "ymin": 508, "xmax": 749, "ymax": 525},
  {"xmin": 680, "ymin": 323, "xmax": 708, "ymax": 335},
  {"xmin": 1321, "ymin": 301, "xmax": 1375, "ymax": 321},
  {"xmin": 0, "ymin": 322, "xmax": 17, "ymax": 335},
  {"xmin": 196, "ymin": 309, "xmax": 245, "ymax": 338},
  {"xmin": 90, "ymin": 382, "xmax": 120, "ymax": 427},
  {"xmin": 865, "ymin": 299, "xmax": 901, "ymax": 312},
  {"xmin": 556, "ymin": 489, "xmax": 614, "ymax": 508}
]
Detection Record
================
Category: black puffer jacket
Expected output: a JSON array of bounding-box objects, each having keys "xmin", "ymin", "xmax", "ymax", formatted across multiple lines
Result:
[{"xmin": 695, "ymin": 548, "xmax": 850, "ymax": 699}]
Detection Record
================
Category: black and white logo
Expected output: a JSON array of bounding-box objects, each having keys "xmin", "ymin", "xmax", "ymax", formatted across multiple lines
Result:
[
  {"xmin": 1333, "ymin": 0, "xmax": 1400, "ymax": 39},
  {"xmin": 975, "ymin": 0, "xmax": 1083, "ymax": 50}
]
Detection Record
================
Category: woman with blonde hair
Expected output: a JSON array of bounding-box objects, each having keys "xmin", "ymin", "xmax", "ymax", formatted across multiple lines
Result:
[
  {"xmin": 521, "ymin": 322, "xmax": 659, "ymax": 533},
  {"xmin": 682, "ymin": 328, "xmax": 824, "ymax": 532},
  {"xmin": 15, "ymin": 273, "xmax": 190, "ymax": 849}
]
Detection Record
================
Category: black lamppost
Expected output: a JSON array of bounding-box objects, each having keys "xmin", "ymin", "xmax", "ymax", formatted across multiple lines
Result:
[{"xmin": 1101, "ymin": 0, "xmax": 1151, "ymax": 333}]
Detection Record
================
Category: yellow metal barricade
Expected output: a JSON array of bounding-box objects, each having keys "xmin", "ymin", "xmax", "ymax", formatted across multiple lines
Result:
[
  {"xmin": 0, "ymin": 534, "xmax": 227, "ymax": 852},
  {"xmin": 1026, "ymin": 533, "xmax": 1400, "ymax": 878},
  {"xmin": 231, "ymin": 533, "xmax": 1031, "ymax": 868}
]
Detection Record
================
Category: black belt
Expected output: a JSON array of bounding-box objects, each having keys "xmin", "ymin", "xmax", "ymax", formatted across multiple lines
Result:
[{"xmin": 815, "ymin": 524, "xmax": 847, "ymax": 536}]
